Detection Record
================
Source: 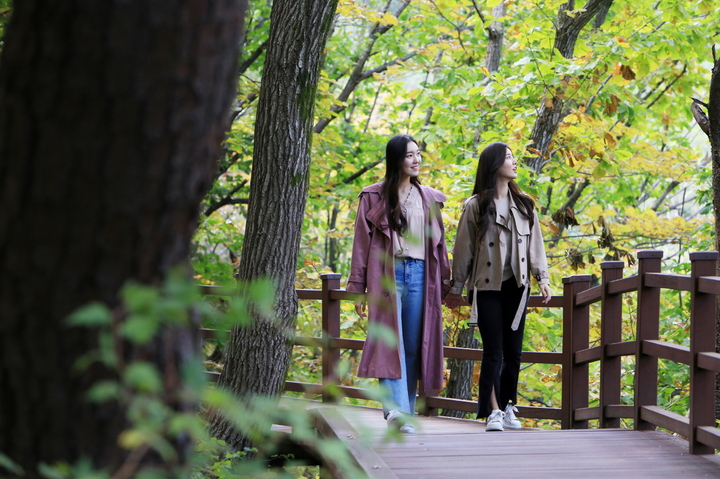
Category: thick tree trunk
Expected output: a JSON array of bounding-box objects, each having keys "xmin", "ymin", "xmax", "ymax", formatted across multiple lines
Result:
[
  {"xmin": 0, "ymin": 1, "xmax": 245, "ymax": 476},
  {"xmin": 209, "ymin": 0, "xmax": 338, "ymax": 452},
  {"xmin": 709, "ymin": 54, "xmax": 720, "ymax": 420},
  {"xmin": 526, "ymin": 0, "xmax": 614, "ymax": 174}
]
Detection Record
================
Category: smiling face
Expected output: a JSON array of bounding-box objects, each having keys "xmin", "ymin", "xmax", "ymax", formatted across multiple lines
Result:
[
  {"xmin": 496, "ymin": 147, "xmax": 518, "ymax": 181},
  {"xmin": 401, "ymin": 141, "xmax": 421, "ymax": 179}
]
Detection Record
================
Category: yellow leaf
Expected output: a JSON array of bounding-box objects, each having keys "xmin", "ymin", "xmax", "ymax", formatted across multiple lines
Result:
[{"xmin": 382, "ymin": 12, "xmax": 399, "ymax": 26}]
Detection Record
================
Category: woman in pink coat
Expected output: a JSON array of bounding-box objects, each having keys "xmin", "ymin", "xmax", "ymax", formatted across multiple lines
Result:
[{"xmin": 346, "ymin": 134, "xmax": 451, "ymax": 433}]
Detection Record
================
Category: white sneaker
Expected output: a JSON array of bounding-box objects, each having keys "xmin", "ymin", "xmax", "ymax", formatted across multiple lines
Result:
[
  {"xmin": 503, "ymin": 404, "xmax": 522, "ymax": 430},
  {"xmin": 399, "ymin": 423, "xmax": 416, "ymax": 434},
  {"xmin": 485, "ymin": 409, "xmax": 504, "ymax": 432},
  {"xmin": 386, "ymin": 409, "xmax": 416, "ymax": 433},
  {"xmin": 386, "ymin": 409, "xmax": 402, "ymax": 430}
]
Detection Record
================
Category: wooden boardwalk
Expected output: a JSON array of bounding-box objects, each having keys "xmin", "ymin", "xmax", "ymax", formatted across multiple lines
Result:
[{"xmin": 315, "ymin": 404, "xmax": 720, "ymax": 479}]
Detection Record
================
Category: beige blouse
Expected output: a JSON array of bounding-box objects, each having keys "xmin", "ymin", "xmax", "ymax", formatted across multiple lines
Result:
[
  {"xmin": 393, "ymin": 186, "xmax": 425, "ymax": 260},
  {"xmin": 494, "ymin": 195, "xmax": 514, "ymax": 281}
]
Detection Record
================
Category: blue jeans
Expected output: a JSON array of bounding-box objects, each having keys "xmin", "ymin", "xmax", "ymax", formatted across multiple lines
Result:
[{"xmin": 380, "ymin": 258, "xmax": 425, "ymax": 416}]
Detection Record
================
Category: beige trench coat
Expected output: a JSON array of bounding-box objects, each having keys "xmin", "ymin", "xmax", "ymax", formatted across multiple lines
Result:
[{"xmin": 451, "ymin": 194, "xmax": 549, "ymax": 329}]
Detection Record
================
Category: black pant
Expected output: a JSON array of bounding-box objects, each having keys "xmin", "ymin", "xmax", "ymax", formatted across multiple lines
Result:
[{"xmin": 475, "ymin": 278, "xmax": 528, "ymax": 418}]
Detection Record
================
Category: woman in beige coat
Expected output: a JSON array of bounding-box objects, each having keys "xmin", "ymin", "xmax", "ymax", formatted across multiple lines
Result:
[{"xmin": 445, "ymin": 142, "xmax": 551, "ymax": 432}]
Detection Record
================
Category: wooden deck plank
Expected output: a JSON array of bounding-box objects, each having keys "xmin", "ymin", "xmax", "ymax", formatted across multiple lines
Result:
[{"xmin": 327, "ymin": 404, "xmax": 720, "ymax": 479}]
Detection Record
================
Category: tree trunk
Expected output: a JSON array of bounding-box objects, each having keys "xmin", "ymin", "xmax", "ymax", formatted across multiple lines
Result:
[
  {"xmin": 441, "ymin": 327, "xmax": 479, "ymax": 418},
  {"xmin": 484, "ymin": 2, "xmax": 506, "ymax": 73},
  {"xmin": 526, "ymin": 0, "xmax": 614, "ymax": 174},
  {"xmin": 209, "ymin": 0, "xmax": 338, "ymax": 452},
  {"xmin": 709, "ymin": 53, "xmax": 720, "ymax": 420},
  {"xmin": 0, "ymin": 0, "xmax": 245, "ymax": 476}
]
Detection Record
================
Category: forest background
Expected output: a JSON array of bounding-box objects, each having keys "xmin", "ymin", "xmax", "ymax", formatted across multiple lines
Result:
[
  {"xmin": 0, "ymin": 0, "xmax": 719, "ymax": 477},
  {"xmin": 194, "ymin": 0, "xmax": 719, "ymax": 424}
]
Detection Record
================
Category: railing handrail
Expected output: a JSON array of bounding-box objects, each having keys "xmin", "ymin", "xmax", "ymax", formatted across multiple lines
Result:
[{"xmin": 201, "ymin": 249, "xmax": 720, "ymax": 454}]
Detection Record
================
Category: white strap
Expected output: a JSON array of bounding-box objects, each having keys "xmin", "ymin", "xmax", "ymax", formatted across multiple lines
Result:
[
  {"xmin": 510, "ymin": 286, "xmax": 529, "ymax": 331},
  {"xmin": 469, "ymin": 288, "xmax": 479, "ymax": 323}
]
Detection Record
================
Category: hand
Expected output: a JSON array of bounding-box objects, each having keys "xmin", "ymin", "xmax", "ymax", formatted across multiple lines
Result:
[
  {"xmin": 539, "ymin": 284, "xmax": 552, "ymax": 304},
  {"xmin": 354, "ymin": 297, "xmax": 367, "ymax": 317},
  {"xmin": 443, "ymin": 292, "xmax": 465, "ymax": 309}
]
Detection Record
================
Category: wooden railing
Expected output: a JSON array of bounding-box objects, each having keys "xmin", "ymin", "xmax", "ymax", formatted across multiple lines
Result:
[{"xmin": 202, "ymin": 250, "xmax": 720, "ymax": 454}]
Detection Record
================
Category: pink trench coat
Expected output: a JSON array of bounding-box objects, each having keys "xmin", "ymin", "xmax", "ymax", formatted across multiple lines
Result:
[{"xmin": 346, "ymin": 182, "xmax": 451, "ymax": 392}]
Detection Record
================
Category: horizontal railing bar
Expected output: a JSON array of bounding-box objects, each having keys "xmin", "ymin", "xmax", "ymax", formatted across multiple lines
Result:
[
  {"xmin": 574, "ymin": 406, "xmax": 600, "ymax": 421},
  {"xmin": 640, "ymin": 405, "xmax": 690, "ymax": 438},
  {"xmin": 515, "ymin": 405, "xmax": 563, "ymax": 420},
  {"xmin": 329, "ymin": 289, "xmax": 356, "ymax": 301},
  {"xmin": 606, "ymin": 340, "xmax": 636, "ymax": 358},
  {"xmin": 205, "ymin": 371, "xmax": 220, "ymax": 382},
  {"xmin": 605, "ymin": 404, "xmax": 634, "ymax": 419},
  {"xmin": 285, "ymin": 381, "xmax": 320, "ymax": 394},
  {"xmin": 520, "ymin": 351, "xmax": 564, "ymax": 364},
  {"xmin": 425, "ymin": 396, "xmax": 562, "ymax": 420},
  {"xmin": 332, "ymin": 338, "xmax": 365, "ymax": 350},
  {"xmin": 697, "ymin": 426, "xmax": 720, "ymax": 451},
  {"xmin": 575, "ymin": 346, "xmax": 601, "ymax": 365},
  {"xmin": 607, "ymin": 276, "xmax": 639, "ymax": 295},
  {"xmin": 644, "ymin": 273, "xmax": 693, "ymax": 292},
  {"xmin": 698, "ymin": 276, "xmax": 720, "ymax": 295},
  {"xmin": 575, "ymin": 285, "xmax": 601, "ymax": 306},
  {"xmin": 425, "ymin": 396, "xmax": 475, "ymax": 413},
  {"xmin": 528, "ymin": 296, "xmax": 564, "ymax": 308},
  {"xmin": 698, "ymin": 352, "xmax": 720, "ymax": 373},
  {"xmin": 298, "ymin": 289, "xmax": 323, "ymax": 300},
  {"xmin": 442, "ymin": 347, "xmax": 482, "ymax": 361},
  {"xmin": 642, "ymin": 340, "xmax": 691, "ymax": 365}
]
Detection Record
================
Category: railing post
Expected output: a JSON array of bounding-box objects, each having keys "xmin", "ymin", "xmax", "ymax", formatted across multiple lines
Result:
[
  {"xmin": 321, "ymin": 273, "xmax": 342, "ymax": 403},
  {"xmin": 561, "ymin": 274, "xmax": 592, "ymax": 429},
  {"xmin": 599, "ymin": 260, "xmax": 624, "ymax": 428},
  {"xmin": 689, "ymin": 251, "xmax": 718, "ymax": 454},
  {"xmin": 634, "ymin": 250, "xmax": 663, "ymax": 431}
]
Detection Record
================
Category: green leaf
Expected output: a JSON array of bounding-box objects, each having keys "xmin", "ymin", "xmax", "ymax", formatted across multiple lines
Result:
[
  {"xmin": 66, "ymin": 303, "xmax": 111, "ymax": 327},
  {"xmin": 86, "ymin": 381, "xmax": 121, "ymax": 403},
  {"xmin": 0, "ymin": 452, "xmax": 24, "ymax": 475},
  {"xmin": 121, "ymin": 314, "xmax": 159, "ymax": 344},
  {"xmin": 124, "ymin": 362, "xmax": 162, "ymax": 393}
]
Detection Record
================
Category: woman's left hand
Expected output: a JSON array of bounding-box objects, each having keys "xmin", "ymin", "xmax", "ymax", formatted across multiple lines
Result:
[{"xmin": 540, "ymin": 284, "xmax": 552, "ymax": 304}]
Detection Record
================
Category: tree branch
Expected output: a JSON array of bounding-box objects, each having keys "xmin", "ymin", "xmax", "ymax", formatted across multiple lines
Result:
[
  {"xmin": 237, "ymin": 40, "xmax": 267, "ymax": 77},
  {"xmin": 204, "ymin": 180, "xmax": 248, "ymax": 217}
]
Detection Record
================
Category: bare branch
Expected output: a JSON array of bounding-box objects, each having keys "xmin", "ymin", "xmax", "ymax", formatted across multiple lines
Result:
[{"xmin": 204, "ymin": 180, "xmax": 249, "ymax": 217}]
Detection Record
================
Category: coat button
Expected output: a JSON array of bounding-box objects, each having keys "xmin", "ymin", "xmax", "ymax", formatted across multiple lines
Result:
[
  {"xmin": 489, "ymin": 242, "xmax": 494, "ymax": 247},
  {"xmin": 521, "ymin": 258, "xmax": 525, "ymax": 262},
  {"xmin": 485, "ymin": 278, "xmax": 490, "ymax": 283},
  {"xmin": 487, "ymin": 261, "xmax": 491, "ymax": 266},
  {"xmin": 518, "ymin": 238, "xmax": 522, "ymax": 243},
  {"xmin": 383, "ymin": 292, "xmax": 389, "ymax": 297},
  {"xmin": 522, "ymin": 275, "xmax": 525, "ymax": 279}
]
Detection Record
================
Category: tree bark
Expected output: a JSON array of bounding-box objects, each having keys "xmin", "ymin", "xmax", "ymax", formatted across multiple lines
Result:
[
  {"xmin": 484, "ymin": 2, "xmax": 506, "ymax": 73},
  {"xmin": 0, "ymin": 0, "xmax": 245, "ymax": 476},
  {"xmin": 209, "ymin": 0, "xmax": 338, "ymax": 452},
  {"xmin": 441, "ymin": 327, "xmax": 479, "ymax": 418},
  {"xmin": 708, "ymin": 52, "xmax": 720, "ymax": 421},
  {"xmin": 526, "ymin": 0, "xmax": 614, "ymax": 174}
]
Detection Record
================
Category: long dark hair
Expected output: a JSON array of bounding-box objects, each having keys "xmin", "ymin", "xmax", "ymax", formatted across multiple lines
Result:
[
  {"xmin": 382, "ymin": 134, "xmax": 421, "ymax": 234},
  {"xmin": 471, "ymin": 142, "xmax": 534, "ymax": 240}
]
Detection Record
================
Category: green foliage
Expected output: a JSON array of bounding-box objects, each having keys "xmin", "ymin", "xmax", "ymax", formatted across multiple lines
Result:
[
  {"xmin": 13, "ymin": 272, "xmax": 374, "ymax": 479},
  {"xmin": 190, "ymin": 0, "xmax": 718, "ymax": 430}
]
